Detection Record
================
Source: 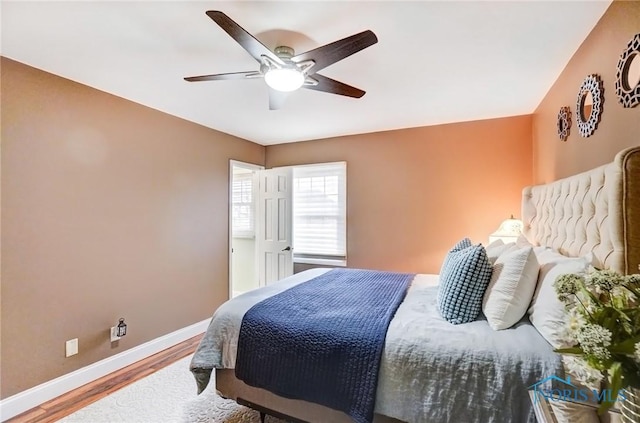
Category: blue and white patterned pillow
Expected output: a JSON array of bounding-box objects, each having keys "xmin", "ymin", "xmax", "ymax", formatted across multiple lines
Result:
[
  {"xmin": 437, "ymin": 244, "xmax": 493, "ymax": 324},
  {"xmin": 437, "ymin": 238, "xmax": 473, "ymax": 305}
]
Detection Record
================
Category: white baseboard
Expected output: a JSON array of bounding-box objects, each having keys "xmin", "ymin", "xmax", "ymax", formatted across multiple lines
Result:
[{"xmin": 0, "ymin": 319, "xmax": 209, "ymax": 421}]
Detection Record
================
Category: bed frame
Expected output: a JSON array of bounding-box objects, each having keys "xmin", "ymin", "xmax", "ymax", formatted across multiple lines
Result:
[
  {"xmin": 522, "ymin": 145, "xmax": 640, "ymax": 275},
  {"xmin": 216, "ymin": 146, "xmax": 640, "ymax": 423}
]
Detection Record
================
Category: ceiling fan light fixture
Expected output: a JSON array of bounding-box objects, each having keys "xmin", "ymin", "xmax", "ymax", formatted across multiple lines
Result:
[
  {"xmin": 264, "ymin": 67, "xmax": 305, "ymax": 92},
  {"xmin": 184, "ymin": 12, "xmax": 378, "ymax": 109}
]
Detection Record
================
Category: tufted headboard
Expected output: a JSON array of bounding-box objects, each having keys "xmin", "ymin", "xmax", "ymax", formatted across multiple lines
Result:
[{"xmin": 522, "ymin": 146, "xmax": 640, "ymax": 275}]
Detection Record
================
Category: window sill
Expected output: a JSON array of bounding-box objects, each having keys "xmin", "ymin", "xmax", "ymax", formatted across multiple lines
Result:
[{"xmin": 293, "ymin": 257, "xmax": 347, "ymax": 267}]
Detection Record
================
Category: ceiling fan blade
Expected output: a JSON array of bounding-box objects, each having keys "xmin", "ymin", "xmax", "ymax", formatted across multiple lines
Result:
[
  {"xmin": 268, "ymin": 89, "xmax": 289, "ymax": 110},
  {"xmin": 303, "ymin": 74, "xmax": 366, "ymax": 98},
  {"xmin": 206, "ymin": 11, "xmax": 284, "ymax": 66},
  {"xmin": 184, "ymin": 71, "xmax": 261, "ymax": 82},
  {"xmin": 292, "ymin": 30, "xmax": 378, "ymax": 75}
]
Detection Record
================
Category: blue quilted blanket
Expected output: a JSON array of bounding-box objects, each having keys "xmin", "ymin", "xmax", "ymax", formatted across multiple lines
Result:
[{"xmin": 235, "ymin": 268, "xmax": 413, "ymax": 423}]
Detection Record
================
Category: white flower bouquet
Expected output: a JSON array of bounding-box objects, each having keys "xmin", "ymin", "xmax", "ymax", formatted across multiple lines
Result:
[{"xmin": 554, "ymin": 269, "xmax": 640, "ymax": 414}]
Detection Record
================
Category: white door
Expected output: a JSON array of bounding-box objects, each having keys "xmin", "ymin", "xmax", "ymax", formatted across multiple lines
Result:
[{"xmin": 256, "ymin": 168, "xmax": 293, "ymax": 285}]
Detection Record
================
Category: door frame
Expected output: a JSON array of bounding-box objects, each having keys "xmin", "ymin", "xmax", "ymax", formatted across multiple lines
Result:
[{"xmin": 229, "ymin": 160, "xmax": 264, "ymax": 299}]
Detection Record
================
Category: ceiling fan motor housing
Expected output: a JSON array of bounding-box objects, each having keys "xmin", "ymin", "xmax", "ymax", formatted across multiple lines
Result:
[{"xmin": 274, "ymin": 46, "xmax": 295, "ymax": 59}]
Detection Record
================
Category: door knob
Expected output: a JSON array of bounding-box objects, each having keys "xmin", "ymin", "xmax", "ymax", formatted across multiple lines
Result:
[{"xmin": 282, "ymin": 246, "xmax": 292, "ymax": 251}]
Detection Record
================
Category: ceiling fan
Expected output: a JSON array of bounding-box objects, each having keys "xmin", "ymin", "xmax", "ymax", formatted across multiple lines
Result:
[{"xmin": 184, "ymin": 11, "xmax": 378, "ymax": 110}]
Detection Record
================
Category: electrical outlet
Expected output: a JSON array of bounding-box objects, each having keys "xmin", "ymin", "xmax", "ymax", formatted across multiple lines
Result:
[
  {"xmin": 110, "ymin": 326, "xmax": 122, "ymax": 342},
  {"xmin": 65, "ymin": 338, "xmax": 78, "ymax": 357}
]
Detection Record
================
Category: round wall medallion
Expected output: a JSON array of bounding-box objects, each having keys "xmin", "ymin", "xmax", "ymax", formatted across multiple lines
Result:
[
  {"xmin": 576, "ymin": 74, "xmax": 604, "ymax": 138},
  {"xmin": 557, "ymin": 106, "xmax": 571, "ymax": 142},
  {"xmin": 615, "ymin": 33, "xmax": 640, "ymax": 108}
]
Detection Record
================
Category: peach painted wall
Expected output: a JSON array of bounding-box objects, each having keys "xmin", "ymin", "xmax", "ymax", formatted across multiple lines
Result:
[
  {"xmin": 533, "ymin": 0, "xmax": 640, "ymax": 183},
  {"xmin": 1, "ymin": 57, "xmax": 264, "ymax": 398},
  {"xmin": 266, "ymin": 115, "xmax": 533, "ymax": 275}
]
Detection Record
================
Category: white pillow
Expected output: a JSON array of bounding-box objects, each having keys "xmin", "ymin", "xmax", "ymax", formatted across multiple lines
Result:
[
  {"xmin": 516, "ymin": 234, "xmax": 534, "ymax": 248},
  {"xmin": 536, "ymin": 247, "xmax": 601, "ymax": 269},
  {"xmin": 535, "ymin": 247, "xmax": 567, "ymax": 265},
  {"xmin": 482, "ymin": 246, "xmax": 539, "ymax": 330},
  {"xmin": 485, "ymin": 238, "xmax": 504, "ymax": 249},
  {"xmin": 527, "ymin": 252, "xmax": 592, "ymax": 348},
  {"xmin": 485, "ymin": 240, "xmax": 517, "ymax": 265}
]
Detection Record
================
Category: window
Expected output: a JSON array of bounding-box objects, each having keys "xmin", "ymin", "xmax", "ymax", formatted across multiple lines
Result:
[
  {"xmin": 232, "ymin": 172, "xmax": 254, "ymax": 238},
  {"xmin": 293, "ymin": 162, "xmax": 346, "ymax": 265}
]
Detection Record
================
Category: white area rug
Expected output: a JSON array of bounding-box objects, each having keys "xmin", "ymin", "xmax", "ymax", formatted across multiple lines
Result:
[{"xmin": 58, "ymin": 355, "xmax": 286, "ymax": 423}]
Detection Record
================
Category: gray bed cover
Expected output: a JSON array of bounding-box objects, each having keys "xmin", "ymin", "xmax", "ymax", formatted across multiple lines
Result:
[{"xmin": 191, "ymin": 269, "xmax": 563, "ymax": 423}]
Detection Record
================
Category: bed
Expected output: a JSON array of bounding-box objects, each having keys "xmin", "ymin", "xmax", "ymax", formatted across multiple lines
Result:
[{"xmin": 190, "ymin": 145, "xmax": 640, "ymax": 423}]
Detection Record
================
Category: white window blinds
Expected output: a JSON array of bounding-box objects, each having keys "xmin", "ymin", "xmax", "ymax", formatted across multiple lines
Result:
[
  {"xmin": 293, "ymin": 162, "xmax": 346, "ymax": 258},
  {"xmin": 232, "ymin": 173, "xmax": 254, "ymax": 237}
]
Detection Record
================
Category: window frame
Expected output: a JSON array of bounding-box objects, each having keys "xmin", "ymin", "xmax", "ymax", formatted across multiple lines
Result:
[
  {"xmin": 291, "ymin": 161, "xmax": 347, "ymax": 267},
  {"xmin": 231, "ymin": 168, "xmax": 257, "ymax": 239}
]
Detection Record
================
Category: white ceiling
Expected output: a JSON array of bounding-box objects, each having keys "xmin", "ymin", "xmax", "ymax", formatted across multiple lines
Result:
[{"xmin": 1, "ymin": 1, "xmax": 611, "ymax": 145}]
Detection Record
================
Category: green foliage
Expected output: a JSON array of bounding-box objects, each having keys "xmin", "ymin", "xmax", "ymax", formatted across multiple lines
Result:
[{"xmin": 554, "ymin": 269, "xmax": 640, "ymax": 414}]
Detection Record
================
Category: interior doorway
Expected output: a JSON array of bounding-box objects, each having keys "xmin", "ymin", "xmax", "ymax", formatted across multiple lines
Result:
[{"xmin": 229, "ymin": 160, "xmax": 263, "ymax": 298}]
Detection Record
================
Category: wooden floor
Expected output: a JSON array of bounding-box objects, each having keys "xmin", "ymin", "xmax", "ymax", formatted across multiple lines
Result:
[{"xmin": 7, "ymin": 334, "xmax": 204, "ymax": 423}]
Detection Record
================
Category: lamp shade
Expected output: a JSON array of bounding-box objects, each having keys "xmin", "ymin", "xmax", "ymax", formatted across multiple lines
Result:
[{"xmin": 489, "ymin": 215, "xmax": 523, "ymax": 244}]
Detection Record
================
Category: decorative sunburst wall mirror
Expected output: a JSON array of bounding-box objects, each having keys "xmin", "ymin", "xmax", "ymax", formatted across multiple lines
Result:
[
  {"xmin": 557, "ymin": 106, "xmax": 571, "ymax": 142},
  {"xmin": 615, "ymin": 33, "xmax": 640, "ymax": 108},
  {"xmin": 576, "ymin": 74, "xmax": 604, "ymax": 137}
]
